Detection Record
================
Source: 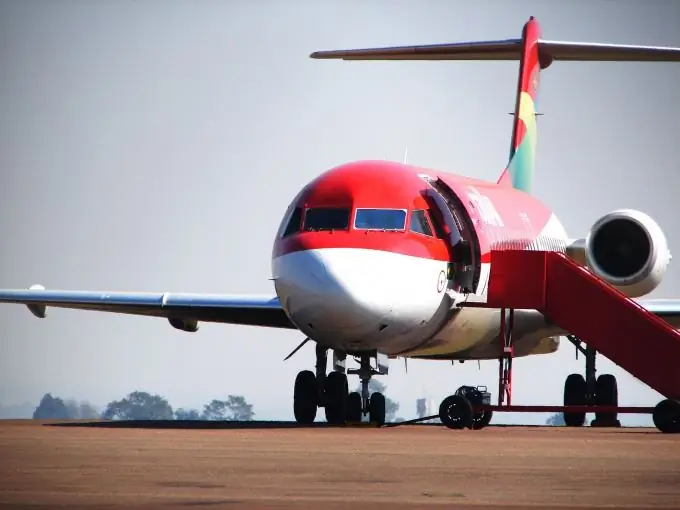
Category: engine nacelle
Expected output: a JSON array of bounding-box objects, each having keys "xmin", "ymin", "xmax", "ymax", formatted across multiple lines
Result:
[
  {"xmin": 168, "ymin": 317, "xmax": 200, "ymax": 333},
  {"xmin": 584, "ymin": 209, "xmax": 671, "ymax": 297}
]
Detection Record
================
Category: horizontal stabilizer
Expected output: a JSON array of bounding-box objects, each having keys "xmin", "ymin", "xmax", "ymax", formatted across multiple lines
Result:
[{"xmin": 310, "ymin": 39, "xmax": 680, "ymax": 64}]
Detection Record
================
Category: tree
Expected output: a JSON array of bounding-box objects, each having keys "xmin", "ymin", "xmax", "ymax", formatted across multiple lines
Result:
[
  {"xmin": 201, "ymin": 395, "xmax": 255, "ymax": 421},
  {"xmin": 354, "ymin": 380, "xmax": 400, "ymax": 422},
  {"xmin": 102, "ymin": 391, "xmax": 174, "ymax": 420},
  {"xmin": 64, "ymin": 399, "xmax": 100, "ymax": 419},
  {"xmin": 174, "ymin": 408, "xmax": 201, "ymax": 420},
  {"xmin": 33, "ymin": 393, "xmax": 70, "ymax": 419},
  {"xmin": 546, "ymin": 413, "xmax": 565, "ymax": 426},
  {"xmin": 201, "ymin": 399, "xmax": 229, "ymax": 421}
]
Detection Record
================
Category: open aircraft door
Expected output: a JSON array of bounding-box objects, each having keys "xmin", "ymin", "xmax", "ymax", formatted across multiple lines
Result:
[{"xmin": 419, "ymin": 175, "xmax": 483, "ymax": 298}]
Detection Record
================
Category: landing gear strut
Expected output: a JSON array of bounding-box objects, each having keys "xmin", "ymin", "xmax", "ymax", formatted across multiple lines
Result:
[
  {"xmin": 564, "ymin": 337, "xmax": 621, "ymax": 428},
  {"xmin": 292, "ymin": 344, "xmax": 389, "ymax": 426}
]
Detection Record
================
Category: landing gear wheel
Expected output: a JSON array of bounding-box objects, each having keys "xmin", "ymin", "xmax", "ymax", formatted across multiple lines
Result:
[
  {"xmin": 323, "ymin": 371, "xmax": 348, "ymax": 425},
  {"xmin": 439, "ymin": 394, "xmax": 474, "ymax": 430},
  {"xmin": 563, "ymin": 373, "xmax": 587, "ymax": 427},
  {"xmin": 653, "ymin": 399, "xmax": 680, "ymax": 434},
  {"xmin": 346, "ymin": 392, "xmax": 362, "ymax": 423},
  {"xmin": 369, "ymin": 392, "xmax": 386, "ymax": 426},
  {"xmin": 293, "ymin": 370, "xmax": 318, "ymax": 425},
  {"xmin": 592, "ymin": 374, "xmax": 620, "ymax": 427}
]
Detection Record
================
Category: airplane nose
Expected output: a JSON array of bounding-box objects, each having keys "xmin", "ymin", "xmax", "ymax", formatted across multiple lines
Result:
[{"xmin": 274, "ymin": 249, "xmax": 394, "ymax": 333}]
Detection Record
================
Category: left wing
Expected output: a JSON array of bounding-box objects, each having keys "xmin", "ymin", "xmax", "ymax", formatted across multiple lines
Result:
[{"xmin": 0, "ymin": 285, "xmax": 296, "ymax": 331}]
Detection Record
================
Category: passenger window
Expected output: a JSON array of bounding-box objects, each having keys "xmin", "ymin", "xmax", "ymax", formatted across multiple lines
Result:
[
  {"xmin": 281, "ymin": 207, "xmax": 303, "ymax": 238},
  {"xmin": 354, "ymin": 209, "xmax": 407, "ymax": 231},
  {"xmin": 410, "ymin": 210, "xmax": 434, "ymax": 237},
  {"xmin": 303, "ymin": 208, "xmax": 351, "ymax": 231}
]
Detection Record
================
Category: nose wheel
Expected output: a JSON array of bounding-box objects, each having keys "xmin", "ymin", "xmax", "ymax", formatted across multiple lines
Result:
[{"xmin": 346, "ymin": 354, "xmax": 388, "ymax": 426}]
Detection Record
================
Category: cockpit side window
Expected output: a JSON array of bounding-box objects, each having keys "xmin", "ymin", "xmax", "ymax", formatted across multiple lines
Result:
[
  {"xmin": 426, "ymin": 207, "xmax": 448, "ymax": 240},
  {"xmin": 303, "ymin": 207, "xmax": 351, "ymax": 231},
  {"xmin": 281, "ymin": 207, "xmax": 303, "ymax": 238},
  {"xmin": 409, "ymin": 209, "xmax": 434, "ymax": 237},
  {"xmin": 354, "ymin": 208, "xmax": 407, "ymax": 231}
]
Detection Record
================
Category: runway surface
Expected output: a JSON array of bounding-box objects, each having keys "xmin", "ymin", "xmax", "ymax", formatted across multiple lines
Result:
[{"xmin": 1, "ymin": 420, "xmax": 679, "ymax": 509}]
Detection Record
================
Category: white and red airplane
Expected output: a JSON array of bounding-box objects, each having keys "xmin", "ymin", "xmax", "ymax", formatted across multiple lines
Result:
[{"xmin": 2, "ymin": 17, "xmax": 680, "ymax": 428}]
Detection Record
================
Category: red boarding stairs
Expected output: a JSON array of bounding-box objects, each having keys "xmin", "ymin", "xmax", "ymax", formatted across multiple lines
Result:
[{"xmin": 476, "ymin": 250, "xmax": 680, "ymax": 433}]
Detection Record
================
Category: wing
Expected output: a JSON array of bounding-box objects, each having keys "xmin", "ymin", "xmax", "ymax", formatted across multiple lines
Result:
[
  {"xmin": 635, "ymin": 299, "xmax": 680, "ymax": 329},
  {"xmin": 0, "ymin": 285, "xmax": 296, "ymax": 331}
]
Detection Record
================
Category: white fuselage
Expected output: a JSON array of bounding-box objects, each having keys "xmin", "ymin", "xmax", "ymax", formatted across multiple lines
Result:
[{"xmin": 272, "ymin": 213, "xmax": 570, "ymax": 361}]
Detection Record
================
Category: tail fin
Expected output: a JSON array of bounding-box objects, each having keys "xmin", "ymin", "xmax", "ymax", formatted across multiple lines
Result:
[
  {"xmin": 497, "ymin": 17, "xmax": 542, "ymax": 194},
  {"xmin": 310, "ymin": 17, "xmax": 680, "ymax": 194}
]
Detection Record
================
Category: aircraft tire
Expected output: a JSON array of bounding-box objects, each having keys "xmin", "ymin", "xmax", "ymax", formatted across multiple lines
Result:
[
  {"xmin": 346, "ymin": 392, "xmax": 362, "ymax": 423},
  {"xmin": 439, "ymin": 394, "xmax": 474, "ymax": 430},
  {"xmin": 653, "ymin": 399, "xmax": 680, "ymax": 434},
  {"xmin": 323, "ymin": 371, "xmax": 348, "ymax": 425},
  {"xmin": 563, "ymin": 373, "xmax": 587, "ymax": 427},
  {"xmin": 293, "ymin": 370, "xmax": 318, "ymax": 425},
  {"xmin": 592, "ymin": 374, "xmax": 620, "ymax": 427},
  {"xmin": 369, "ymin": 392, "xmax": 386, "ymax": 426}
]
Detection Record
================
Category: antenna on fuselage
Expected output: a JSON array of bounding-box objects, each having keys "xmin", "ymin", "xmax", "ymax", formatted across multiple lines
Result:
[{"xmin": 403, "ymin": 147, "xmax": 409, "ymax": 164}]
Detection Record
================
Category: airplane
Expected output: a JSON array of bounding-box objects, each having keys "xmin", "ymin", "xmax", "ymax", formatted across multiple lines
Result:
[{"xmin": 2, "ymin": 16, "xmax": 680, "ymax": 429}]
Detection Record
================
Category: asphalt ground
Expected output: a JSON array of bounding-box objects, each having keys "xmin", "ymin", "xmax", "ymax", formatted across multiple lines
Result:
[{"xmin": 1, "ymin": 420, "xmax": 679, "ymax": 509}]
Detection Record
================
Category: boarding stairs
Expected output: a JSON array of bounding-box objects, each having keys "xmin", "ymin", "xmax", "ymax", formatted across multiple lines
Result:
[{"xmin": 485, "ymin": 250, "xmax": 680, "ymax": 403}]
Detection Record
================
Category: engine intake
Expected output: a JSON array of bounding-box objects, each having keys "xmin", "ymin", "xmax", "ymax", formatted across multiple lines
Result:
[{"xmin": 585, "ymin": 209, "xmax": 671, "ymax": 297}]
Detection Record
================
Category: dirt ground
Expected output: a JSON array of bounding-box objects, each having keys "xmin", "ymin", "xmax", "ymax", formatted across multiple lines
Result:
[{"xmin": 1, "ymin": 421, "xmax": 679, "ymax": 509}]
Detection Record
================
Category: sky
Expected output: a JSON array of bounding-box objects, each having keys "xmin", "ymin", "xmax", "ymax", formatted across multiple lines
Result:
[{"xmin": 1, "ymin": 0, "xmax": 679, "ymax": 425}]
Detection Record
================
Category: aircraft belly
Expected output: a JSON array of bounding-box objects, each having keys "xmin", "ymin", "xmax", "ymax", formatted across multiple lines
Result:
[
  {"xmin": 397, "ymin": 308, "xmax": 561, "ymax": 359},
  {"xmin": 399, "ymin": 307, "xmax": 499, "ymax": 357}
]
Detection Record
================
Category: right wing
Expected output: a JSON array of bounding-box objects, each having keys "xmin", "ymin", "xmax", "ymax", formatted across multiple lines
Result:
[
  {"xmin": 0, "ymin": 285, "xmax": 296, "ymax": 331},
  {"xmin": 310, "ymin": 38, "xmax": 680, "ymax": 62}
]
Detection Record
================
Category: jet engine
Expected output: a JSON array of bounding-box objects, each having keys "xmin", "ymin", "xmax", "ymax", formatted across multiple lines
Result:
[
  {"xmin": 583, "ymin": 209, "xmax": 671, "ymax": 298},
  {"xmin": 168, "ymin": 317, "xmax": 200, "ymax": 333}
]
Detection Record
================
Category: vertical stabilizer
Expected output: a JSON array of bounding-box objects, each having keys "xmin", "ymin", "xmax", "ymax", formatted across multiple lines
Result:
[{"xmin": 496, "ymin": 17, "xmax": 543, "ymax": 194}]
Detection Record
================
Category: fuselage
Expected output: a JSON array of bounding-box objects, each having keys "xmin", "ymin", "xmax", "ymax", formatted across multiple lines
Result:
[{"xmin": 271, "ymin": 160, "xmax": 569, "ymax": 360}]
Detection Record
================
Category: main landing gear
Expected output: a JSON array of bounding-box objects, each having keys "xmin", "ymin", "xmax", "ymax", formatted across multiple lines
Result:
[
  {"xmin": 431, "ymin": 307, "xmax": 679, "ymax": 433},
  {"xmin": 293, "ymin": 344, "xmax": 388, "ymax": 426},
  {"xmin": 564, "ymin": 336, "xmax": 620, "ymax": 428},
  {"xmin": 435, "ymin": 310, "xmax": 622, "ymax": 431}
]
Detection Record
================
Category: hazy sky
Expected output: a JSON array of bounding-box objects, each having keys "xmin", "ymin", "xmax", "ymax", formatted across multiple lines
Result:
[{"xmin": 1, "ymin": 0, "xmax": 679, "ymax": 425}]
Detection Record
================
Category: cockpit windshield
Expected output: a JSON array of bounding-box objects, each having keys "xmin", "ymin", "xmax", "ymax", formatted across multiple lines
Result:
[
  {"xmin": 354, "ymin": 208, "xmax": 407, "ymax": 231},
  {"xmin": 303, "ymin": 208, "xmax": 351, "ymax": 231}
]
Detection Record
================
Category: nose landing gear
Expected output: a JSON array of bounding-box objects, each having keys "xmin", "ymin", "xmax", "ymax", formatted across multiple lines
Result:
[{"xmin": 346, "ymin": 355, "xmax": 387, "ymax": 426}]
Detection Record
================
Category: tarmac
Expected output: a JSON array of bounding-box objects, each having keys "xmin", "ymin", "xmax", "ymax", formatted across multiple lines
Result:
[{"xmin": 1, "ymin": 420, "xmax": 679, "ymax": 509}]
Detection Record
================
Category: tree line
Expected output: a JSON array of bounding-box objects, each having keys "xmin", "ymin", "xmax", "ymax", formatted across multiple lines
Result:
[
  {"xmin": 31, "ymin": 391, "xmax": 255, "ymax": 421},
  {"xmin": 28, "ymin": 380, "xmax": 402, "ymax": 422}
]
